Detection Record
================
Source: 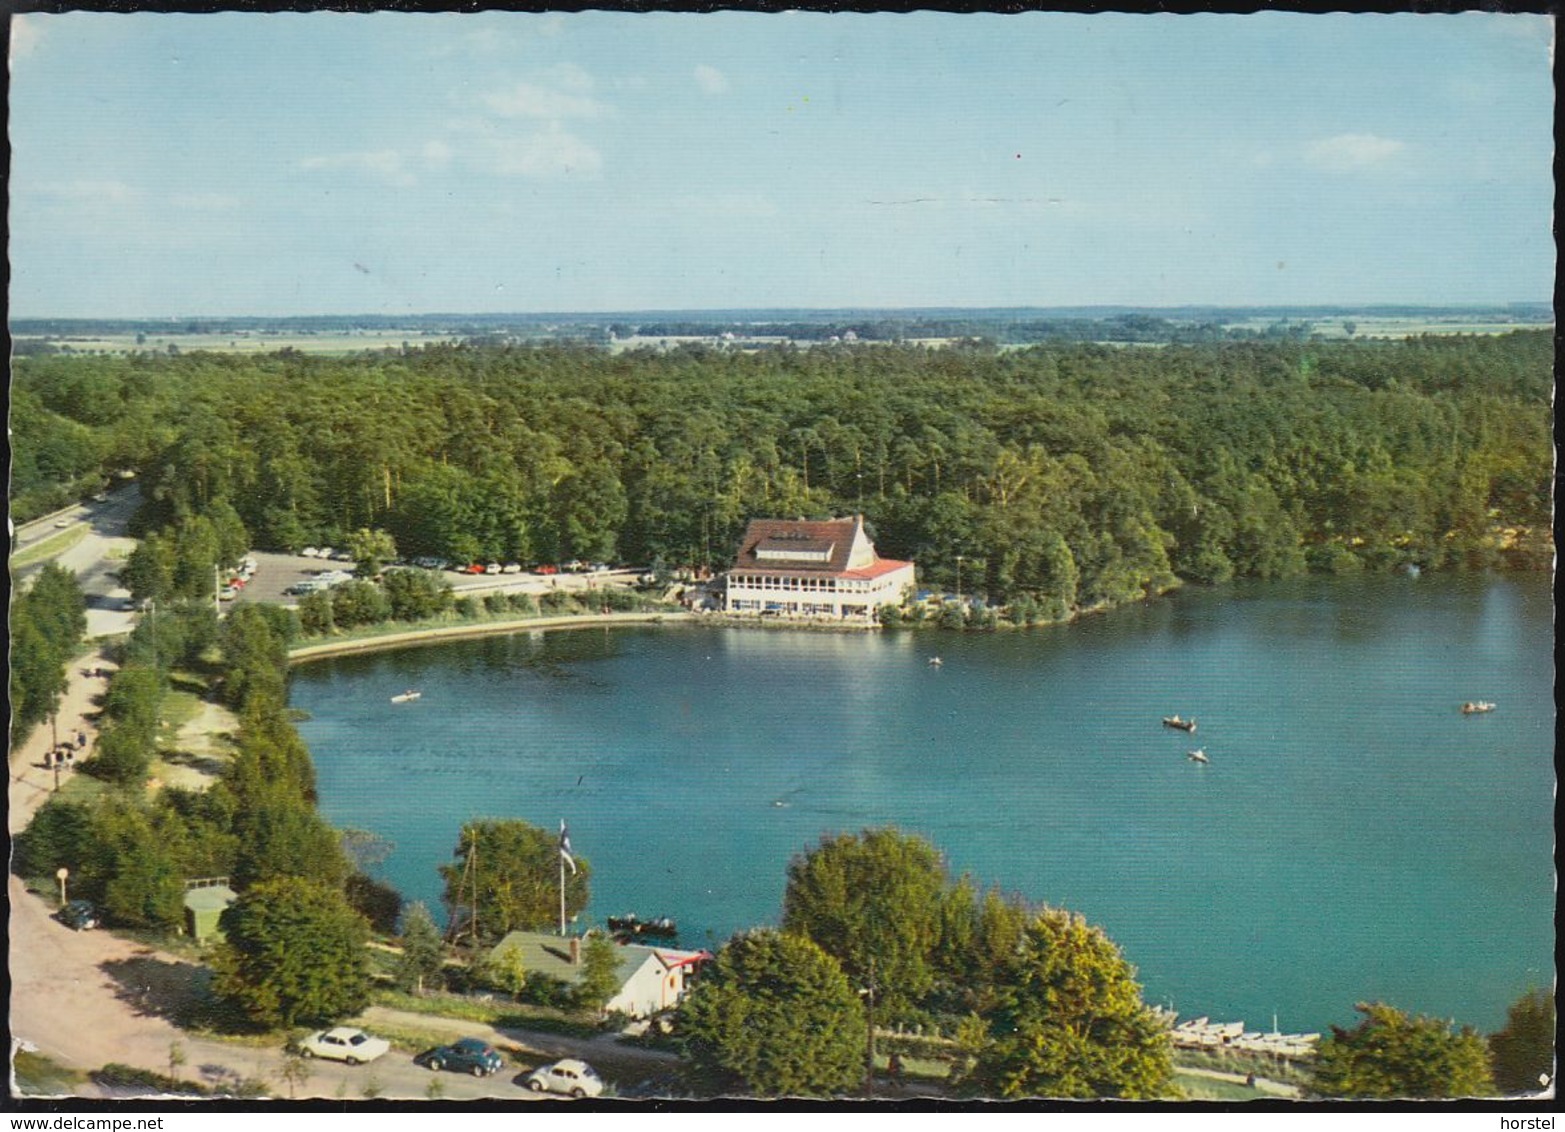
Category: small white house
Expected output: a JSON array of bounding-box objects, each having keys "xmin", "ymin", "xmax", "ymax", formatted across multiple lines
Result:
[{"xmin": 494, "ymin": 931, "xmax": 710, "ymax": 1018}]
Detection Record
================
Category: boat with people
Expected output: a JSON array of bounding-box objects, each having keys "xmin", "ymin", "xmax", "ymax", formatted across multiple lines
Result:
[
  {"xmin": 1461, "ymin": 701, "xmax": 1496, "ymax": 715},
  {"xmin": 1162, "ymin": 715, "xmax": 1197, "ymax": 732},
  {"xmin": 607, "ymin": 914, "xmax": 678, "ymax": 942},
  {"xmin": 927, "ymin": 657, "xmax": 943, "ymax": 667},
  {"xmin": 391, "ymin": 690, "xmax": 422, "ymax": 704},
  {"xmin": 1187, "ymin": 748, "xmax": 1210, "ymax": 765}
]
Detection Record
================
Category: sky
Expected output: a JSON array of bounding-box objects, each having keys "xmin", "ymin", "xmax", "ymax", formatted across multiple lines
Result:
[{"xmin": 6, "ymin": 10, "xmax": 1555, "ymax": 319}]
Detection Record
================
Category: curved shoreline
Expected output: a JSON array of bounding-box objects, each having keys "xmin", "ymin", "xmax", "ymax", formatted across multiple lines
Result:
[{"xmin": 287, "ymin": 609, "xmax": 699, "ymax": 663}]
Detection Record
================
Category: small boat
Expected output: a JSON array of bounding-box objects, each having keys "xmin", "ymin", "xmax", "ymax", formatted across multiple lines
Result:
[
  {"xmin": 927, "ymin": 657, "xmax": 943, "ymax": 667},
  {"xmin": 391, "ymin": 690, "xmax": 422, "ymax": 704},
  {"xmin": 1162, "ymin": 715, "xmax": 1197, "ymax": 733},
  {"xmin": 607, "ymin": 914, "xmax": 678, "ymax": 941},
  {"xmin": 1461, "ymin": 701, "xmax": 1496, "ymax": 715},
  {"xmin": 1187, "ymin": 748, "xmax": 1210, "ymax": 765}
]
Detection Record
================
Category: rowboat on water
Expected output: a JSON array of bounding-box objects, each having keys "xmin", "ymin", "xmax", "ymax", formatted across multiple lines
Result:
[
  {"xmin": 1187, "ymin": 748, "xmax": 1210, "ymax": 765},
  {"xmin": 1461, "ymin": 701, "xmax": 1496, "ymax": 715},
  {"xmin": 391, "ymin": 690, "xmax": 422, "ymax": 704},
  {"xmin": 1162, "ymin": 715, "xmax": 1197, "ymax": 733}
]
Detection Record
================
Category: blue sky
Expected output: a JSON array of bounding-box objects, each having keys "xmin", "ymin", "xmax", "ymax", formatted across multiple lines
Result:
[{"xmin": 7, "ymin": 10, "xmax": 1554, "ymax": 318}]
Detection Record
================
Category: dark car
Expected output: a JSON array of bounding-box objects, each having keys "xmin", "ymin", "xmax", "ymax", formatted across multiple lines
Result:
[
  {"xmin": 60, "ymin": 900, "xmax": 99, "ymax": 931},
  {"xmin": 414, "ymin": 1037, "xmax": 504, "ymax": 1077}
]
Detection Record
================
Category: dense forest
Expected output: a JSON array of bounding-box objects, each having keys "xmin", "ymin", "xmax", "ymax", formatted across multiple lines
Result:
[{"xmin": 12, "ymin": 332, "xmax": 1552, "ymax": 616}]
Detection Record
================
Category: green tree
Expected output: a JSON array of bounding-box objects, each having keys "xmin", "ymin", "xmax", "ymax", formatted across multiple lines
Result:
[
  {"xmin": 968, "ymin": 908, "xmax": 1173, "ymax": 1099},
  {"xmin": 211, "ymin": 877, "xmax": 371, "ymax": 1030},
  {"xmin": 8, "ymin": 610, "xmax": 70, "ymax": 738},
  {"xmin": 296, "ymin": 590, "xmax": 334, "ymax": 636},
  {"xmin": 395, "ymin": 902, "xmax": 447, "ymax": 995},
  {"xmin": 439, "ymin": 820, "xmax": 590, "ymax": 942},
  {"xmin": 479, "ymin": 938, "xmax": 529, "ymax": 1000},
  {"xmin": 84, "ymin": 720, "xmax": 156, "ymax": 786},
  {"xmin": 781, "ymin": 827, "xmax": 948, "ymax": 1020},
  {"xmin": 382, "ymin": 568, "xmax": 453, "ymax": 621},
  {"xmin": 678, "ymin": 929, "xmax": 867, "ymax": 1097},
  {"xmin": 327, "ymin": 580, "xmax": 391, "ymax": 628},
  {"xmin": 346, "ymin": 527, "xmax": 398, "ymax": 578},
  {"xmin": 1489, "ymin": 988, "xmax": 1554, "ymax": 1095},
  {"xmin": 230, "ymin": 788, "xmax": 349, "ymax": 890},
  {"xmin": 1311, "ymin": 1001, "xmax": 1495, "ymax": 1099},
  {"xmin": 575, "ymin": 933, "xmax": 622, "ymax": 1013}
]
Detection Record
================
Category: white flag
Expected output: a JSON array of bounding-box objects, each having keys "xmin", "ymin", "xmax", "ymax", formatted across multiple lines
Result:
[{"xmin": 559, "ymin": 819, "xmax": 578, "ymax": 875}]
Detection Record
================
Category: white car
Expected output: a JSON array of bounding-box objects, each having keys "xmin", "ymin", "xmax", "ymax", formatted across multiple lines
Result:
[
  {"xmin": 524, "ymin": 1058, "xmax": 604, "ymax": 1098},
  {"xmin": 298, "ymin": 1026, "xmax": 390, "ymax": 1065}
]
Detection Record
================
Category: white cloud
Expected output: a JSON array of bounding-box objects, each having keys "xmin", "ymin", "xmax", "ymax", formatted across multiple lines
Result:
[
  {"xmin": 482, "ymin": 125, "xmax": 602, "ymax": 179},
  {"xmin": 482, "ymin": 80, "xmax": 607, "ymax": 120},
  {"xmin": 300, "ymin": 149, "xmax": 415, "ymax": 187},
  {"xmin": 423, "ymin": 139, "xmax": 453, "ymax": 168},
  {"xmin": 694, "ymin": 65, "xmax": 730, "ymax": 95},
  {"xmin": 1304, "ymin": 133, "xmax": 1407, "ymax": 172}
]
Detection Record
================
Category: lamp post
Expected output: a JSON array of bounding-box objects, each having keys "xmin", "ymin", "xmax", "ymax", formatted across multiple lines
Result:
[{"xmin": 56, "ymin": 867, "xmax": 69, "ymax": 907}]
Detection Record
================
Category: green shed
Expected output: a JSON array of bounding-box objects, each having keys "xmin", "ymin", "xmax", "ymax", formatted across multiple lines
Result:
[{"xmin": 183, "ymin": 879, "xmax": 237, "ymax": 942}]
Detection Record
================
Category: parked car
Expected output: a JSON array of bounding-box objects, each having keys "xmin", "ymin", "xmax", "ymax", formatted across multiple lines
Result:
[
  {"xmin": 524, "ymin": 1058, "xmax": 604, "ymax": 1098},
  {"xmin": 414, "ymin": 1037, "xmax": 504, "ymax": 1077},
  {"xmin": 59, "ymin": 900, "xmax": 99, "ymax": 931},
  {"xmin": 536, "ymin": 564, "xmax": 559, "ymax": 576},
  {"xmin": 297, "ymin": 1026, "xmax": 390, "ymax": 1065},
  {"xmin": 485, "ymin": 562, "xmax": 502, "ymax": 575},
  {"xmin": 301, "ymin": 547, "xmax": 320, "ymax": 558},
  {"xmin": 501, "ymin": 563, "xmax": 522, "ymax": 574}
]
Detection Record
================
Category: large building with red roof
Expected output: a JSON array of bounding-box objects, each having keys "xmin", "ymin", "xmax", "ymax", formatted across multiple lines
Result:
[{"xmin": 723, "ymin": 515, "xmax": 916, "ymax": 622}]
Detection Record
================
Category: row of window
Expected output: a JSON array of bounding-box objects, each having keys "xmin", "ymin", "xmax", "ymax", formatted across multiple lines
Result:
[
  {"xmin": 730, "ymin": 573, "xmax": 897, "ymax": 594},
  {"xmin": 728, "ymin": 599, "xmax": 873, "ymax": 618}
]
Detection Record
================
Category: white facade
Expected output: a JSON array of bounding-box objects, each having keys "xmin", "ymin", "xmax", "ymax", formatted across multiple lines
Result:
[{"xmin": 724, "ymin": 516, "xmax": 916, "ymax": 621}]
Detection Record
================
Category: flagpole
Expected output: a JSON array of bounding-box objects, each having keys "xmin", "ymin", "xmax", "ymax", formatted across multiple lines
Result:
[{"xmin": 559, "ymin": 845, "xmax": 566, "ymax": 936}]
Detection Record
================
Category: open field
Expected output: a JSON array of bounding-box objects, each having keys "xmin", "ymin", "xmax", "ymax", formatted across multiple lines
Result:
[
  {"xmin": 1224, "ymin": 315, "xmax": 1550, "ymax": 340},
  {"xmin": 16, "ymin": 313, "xmax": 1549, "ymax": 359},
  {"xmin": 23, "ymin": 329, "xmax": 464, "ymax": 357}
]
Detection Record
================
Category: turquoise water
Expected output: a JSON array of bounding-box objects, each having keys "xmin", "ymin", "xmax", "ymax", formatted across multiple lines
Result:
[{"xmin": 292, "ymin": 573, "xmax": 1554, "ymax": 1034}]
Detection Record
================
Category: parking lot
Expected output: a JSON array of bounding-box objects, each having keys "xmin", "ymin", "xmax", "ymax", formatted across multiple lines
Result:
[{"xmin": 232, "ymin": 552, "xmax": 641, "ymax": 608}]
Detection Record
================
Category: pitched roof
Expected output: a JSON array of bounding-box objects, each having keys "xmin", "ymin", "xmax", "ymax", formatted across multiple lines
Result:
[
  {"xmin": 731, "ymin": 516, "xmax": 903, "ymax": 575},
  {"xmin": 493, "ymin": 930, "xmax": 707, "ymax": 988}
]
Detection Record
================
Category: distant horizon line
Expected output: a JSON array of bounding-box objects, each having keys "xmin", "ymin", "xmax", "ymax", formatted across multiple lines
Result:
[{"xmin": 11, "ymin": 301, "xmax": 1554, "ymax": 326}]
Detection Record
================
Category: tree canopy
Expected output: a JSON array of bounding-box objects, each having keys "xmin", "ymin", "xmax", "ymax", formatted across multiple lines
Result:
[
  {"xmin": 1311, "ymin": 1001, "xmax": 1496, "ymax": 1099},
  {"xmin": 11, "ymin": 332, "xmax": 1551, "ymax": 624},
  {"xmin": 678, "ymin": 928, "xmax": 868, "ymax": 1097},
  {"xmin": 1488, "ymin": 988, "xmax": 1555, "ymax": 1096},
  {"xmin": 211, "ymin": 877, "xmax": 372, "ymax": 1030},
  {"xmin": 966, "ymin": 908, "xmax": 1173, "ymax": 1099},
  {"xmin": 439, "ymin": 819, "xmax": 590, "ymax": 942},
  {"xmin": 781, "ymin": 827, "xmax": 949, "ymax": 1020}
]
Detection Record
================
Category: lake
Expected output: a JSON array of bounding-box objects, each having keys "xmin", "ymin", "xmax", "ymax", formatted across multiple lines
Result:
[{"xmin": 291, "ymin": 572, "xmax": 1554, "ymax": 1035}]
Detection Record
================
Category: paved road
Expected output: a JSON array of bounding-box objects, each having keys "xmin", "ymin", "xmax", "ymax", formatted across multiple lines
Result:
[{"xmin": 13, "ymin": 486, "xmax": 142, "ymax": 639}]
